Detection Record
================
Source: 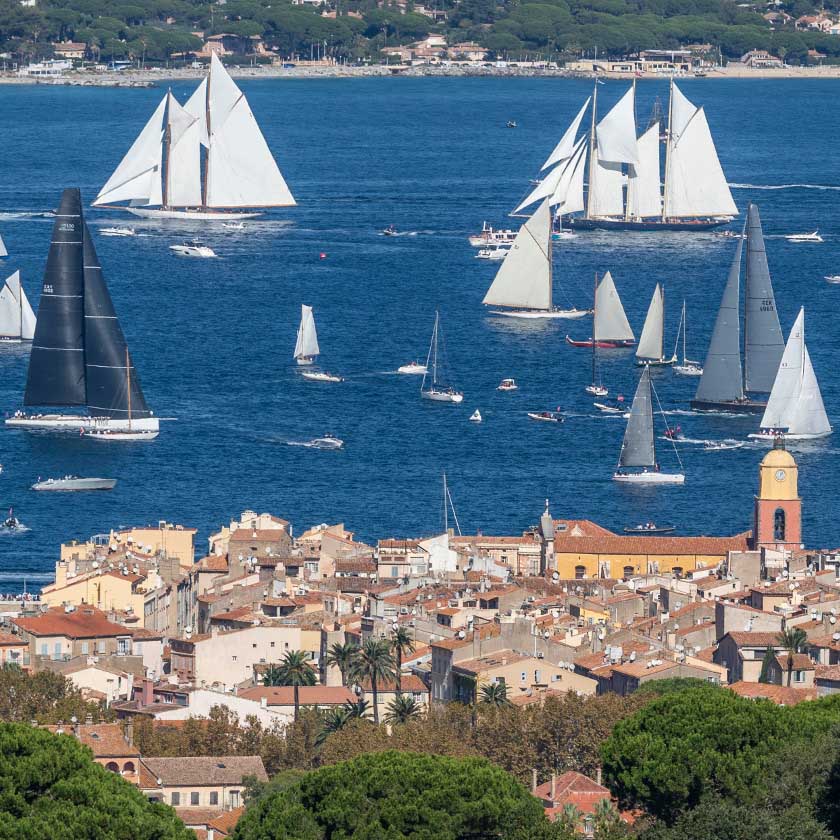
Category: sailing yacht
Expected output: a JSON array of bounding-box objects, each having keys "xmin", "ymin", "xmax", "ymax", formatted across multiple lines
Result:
[
  {"xmin": 483, "ymin": 199, "xmax": 588, "ymax": 319},
  {"xmin": 6, "ymin": 189, "xmax": 159, "ymax": 435},
  {"xmin": 613, "ymin": 367, "xmax": 684, "ymax": 484},
  {"xmin": 421, "ymin": 311, "xmax": 463, "ymax": 403},
  {"xmin": 691, "ymin": 204, "xmax": 784, "ymax": 413},
  {"xmin": 566, "ymin": 271, "xmax": 635, "ymax": 348},
  {"xmin": 673, "ymin": 301, "xmax": 703, "ymax": 376},
  {"xmin": 635, "ymin": 284, "xmax": 675, "ymax": 366},
  {"xmin": 293, "ymin": 305, "xmax": 319, "ymax": 365},
  {"xmin": 0, "ymin": 271, "xmax": 36, "ymax": 343},
  {"xmin": 0, "ymin": 233, "xmax": 7, "ymax": 257},
  {"xmin": 748, "ymin": 308, "xmax": 831, "ymax": 442},
  {"xmin": 93, "ymin": 54, "xmax": 295, "ymax": 221},
  {"xmin": 516, "ymin": 81, "xmax": 737, "ymax": 232}
]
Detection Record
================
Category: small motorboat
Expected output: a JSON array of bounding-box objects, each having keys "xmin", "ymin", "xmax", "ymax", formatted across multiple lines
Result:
[
  {"xmin": 506, "ymin": 120, "xmax": 517, "ymax": 128},
  {"xmin": 528, "ymin": 411, "xmax": 563, "ymax": 423},
  {"xmin": 469, "ymin": 223, "xmax": 518, "ymax": 248},
  {"xmin": 786, "ymin": 231, "xmax": 822, "ymax": 243},
  {"xmin": 497, "ymin": 378, "xmax": 518, "ymax": 391},
  {"xmin": 664, "ymin": 426, "xmax": 683, "ymax": 441},
  {"xmin": 86, "ymin": 429, "xmax": 159, "ymax": 442},
  {"xmin": 674, "ymin": 362, "xmax": 703, "ymax": 376},
  {"xmin": 594, "ymin": 398, "xmax": 627, "ymax": 415},
  {"xmin": 100, "ymin": 226, "xmax": 135, "ymax": 237},
  {"xmin": 222, "ymin": 221, "xmax": 245, "ymax": 230},
  {"xmin": 825, "ymin": 275, "xmax": 840, "ymax": 284},
  {"xmin": 475, "ymin": 247, "xmax": 509, "ymax": 261},
  {"xmin": 382, "ymin": 224, "xmax": 397, "ymax": 236},
  {"xmin": 585, "ymin": 384, "xmax": 608, "ymax": 397},
  {"xmin": 1, "ymin": 508, "xmax": 22, "ymax": 530},
  {"xmin": 170, "ymin": 241, "xmax": 217, "ymax": 258},
  {"xmin": 397, "ymin": 361, "xmax": 428, "ymax": 375},
  {"xmin": 32, "ymin": 476, "xmax": 117, "ymax": 491},
  {"xmin": 552, "ymin": 230, "xmax": 577, "ymax": 241},
  {"xmin": 301, "ymin": 370, "xmax": 343, "ymax": 383},
  {"xmin": 713, "ymin": 230, "xmax": 745, "ymax": 240},
  {"xmin": 623, "ymin": 523, "xmax": 676, "ymax": 534},
  {"xmin": 469, "ymin": 409, "xmax": 482, "ymax": 423},
  {"xmin": 704, "ymin": 440, "xmax": 744, "ymax": 451},
  {"xmin": 308, "ymin": 435, "xmax": 343, "ymax": 449}
]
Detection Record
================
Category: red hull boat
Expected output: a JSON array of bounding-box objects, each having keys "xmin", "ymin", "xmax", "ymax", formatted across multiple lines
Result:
[{"xmin": 565, "ymin": 336, "xmax": 635, "ymax": 349}]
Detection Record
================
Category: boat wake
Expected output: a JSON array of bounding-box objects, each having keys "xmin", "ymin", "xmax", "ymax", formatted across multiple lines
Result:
[
  {"xmin": 730, "ymin": 183, "xmax": 840, "ymax": 192},
  {"xmin": 659, "ymin": 436, "xmax": 745, "ymax": 450},
  {"xmin": 380, "ymin": 231, "xmax": 419, "ymax": 237},
  {"xmin": 0, "ymin": 524, "xmax": 31, "ymax": 535}
]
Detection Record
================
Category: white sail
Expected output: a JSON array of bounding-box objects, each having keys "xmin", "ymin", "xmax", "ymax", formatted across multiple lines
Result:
[
  {"xmin": 596, "ymin": 87, "xmax": 638, "ymax": 165},
  {"xmin": 206, "ymin": 54, "xmax": 296, "ymax": 209},
  {"xmin": 669, "ymin": 83, "xmax": 697, "ymax": 141},
  {"xmin": 183, "ymin": 78, "xmax": 210, "ymax": 148},
  {"xmin": 0, "ymin": 271, "xmax": 21, "ymax": 337},
  {"xmin": 759, "ymin": 308, "xmax": 830, "ymax": 438},
  {"xmin": 19, "ymin": 281, "xmax": 36, "ymax": 340},
  {"xmin": 94, "ymin": 96, "xmax": 166, "ymax": 207},
  {"xmin": 294, "ymin": 304, "xmax": 319, "ymax": 360},
  {"xmin": 0, "ymin": 233, "xmax": 7, "ymax": 258},
  {"xmin": 556, "ymin": 142, "xmax": 587, "ymax": 215},
  {"xmin": 664, "ymin": 106, "xmax": 737, "ymax": 218},
  {"xmin": 483, "ymin": 199, "xmax": 551, "ymax": 311},
  {"xmin": 636, "ymin": 284, "xmax": 664, "ymax": 361},
  {"xmin": 514, "ymin": 137, "xmax": 585, "ymax": 214},
  {"xmin": 541, "ymin": 97, "xmax": 590, "ymax": 171},
  {"xmin": 588, "ymin": 152, "xmax": 624, "ymax": 218},
  {"xmin": 166, "ymin": 92, "xmax": 202, "ymax": 208},
  {"xmin": 626, "ymin": 123, "xmax": 661, "ymax": 218},
  {"xmin": 594, "ymin": 271, "xmax": 634, "ymax": 342}
]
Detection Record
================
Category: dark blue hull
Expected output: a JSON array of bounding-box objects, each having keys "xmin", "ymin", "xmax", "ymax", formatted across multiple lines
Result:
[{"xmin": 566, "ymin": 217, "xmax": 729, "ymax": 232}]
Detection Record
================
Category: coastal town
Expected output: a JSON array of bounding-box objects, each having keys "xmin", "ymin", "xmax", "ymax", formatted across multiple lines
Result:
[{"xmin": 1, "ymin": 441, "xmax": 837, "ymax": 835}]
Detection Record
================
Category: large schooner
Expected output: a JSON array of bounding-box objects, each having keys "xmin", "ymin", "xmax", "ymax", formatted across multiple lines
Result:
[
  {"xmin": 515, "ymin": 80, "xmax": 737, "ymax": 232},
  {"xmin": 6, "ymin": 189, "xmax": 158, "ymax": 435},
  {"xmin": 93, "ymin": 54, "xmax": 295, "ymax": 220},
  {"xmin": 691, "ymin": 204, "xmax": 784, "ymax": 413}
]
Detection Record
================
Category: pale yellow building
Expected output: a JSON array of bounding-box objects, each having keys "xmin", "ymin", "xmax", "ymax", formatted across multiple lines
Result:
[{"xmin": 61, "ymin": 522, "xmax": 196, "ymax": 569}]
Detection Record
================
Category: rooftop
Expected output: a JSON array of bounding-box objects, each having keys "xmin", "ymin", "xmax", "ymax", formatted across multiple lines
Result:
[
  {"xmin": 140, "ymin": 756, "xmax": 267, "ymax": 786},
  {"xmin": 14, "ymin": 607, "xmax": 130, "ymax": 639}
]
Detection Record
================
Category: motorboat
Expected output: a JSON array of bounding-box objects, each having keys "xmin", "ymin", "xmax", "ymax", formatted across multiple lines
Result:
[
  {"xmin": 825, "ymin": 275, "xmax": 840, "ymax": 284},
  {"xmin": 170, "ymin": 241, "xmax": 216, "ymax": 258},
  {"xmin": 786, "ymin": 231, "xmax": 822, "ymax": 243},
  {"xmin": 308, "ymin": 435, "xmax": 343, "ymax": 449},
  {"xmin": 674, "ymin": 361, "xmax": 703, "ymax": 376},
  {"xmin": 507, "ymin": 120, "xmax": 517, "ymax": 128},
  {"xmin": 623, "ymin": 523, "xmax": 676, "ymax": 534},
  {"xmin": 613, "ymin": 469, "xmax": 685, "ymax": 485},
  {"xmin": 1, "ymin": 508, "xmax": 22, "ymax": 530},
  {"xmin": 594, "ymin": 400, "xmax": 627, "ymax": 415},
  {"xmin": 86, "ymin": 429, "xmax": 159, "ymax": 441},
  {"xmin": 301, "ymin": 370, "xmax": 343, "ymax": 383},
  {"xmin": 469, "ymin": 409, "xmax": 482, "ymax": 423},
  {"xmin": 469, "ymin": 222, "xmax": 518, "ymax": 248},
  {"xmin": 382, "ymin": 224, "xmax": 398, "ymax": 236},
  {"xmin": 527, "ymin": 411, "xmax": 563, "ymax": 423},
  {"xmin": 497, "ymin": 378, "xmax": 518, "ymax": 391},
  {"xmin": 585, "ymin": 384, "xmax": 608, "ymax": 397},
  {"xmin": 397, "ymin": 361, "xmax": 427, "ymax": 375},
  {"xmin": 32, "ymin": 476, "xmax": 117, "ymax": 491},
  {"xmin": 713, "ymin": 230, "xmax": 745, "ymax": 240},
  {"xmin": 704, "ymin": 441, "xmax": 744, "ymax": 451},
  {"xmin": 100, "ymin": 227, "xmax": 135, "ymax": 237},
  {"xmin": 664, "ymin": 426, "xmax": 683, "ymax": 441},
  {"xmin": 475, "ymin": 247, "xmax": 509, "ymax": 261},
  {"xmin": 222, "ymin": 221, "xmax": 245, "ymax": 230}
]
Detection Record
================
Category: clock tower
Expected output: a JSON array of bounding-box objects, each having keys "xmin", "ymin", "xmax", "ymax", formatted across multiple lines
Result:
[{"xmin": 753, "ymin": 439, "xmax": 801, "ymax": 552}]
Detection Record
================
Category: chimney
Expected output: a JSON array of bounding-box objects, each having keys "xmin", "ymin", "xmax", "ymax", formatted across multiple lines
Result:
[
  {"xmin": 125, "ymin": 720, "xmax": 134, "ymax": 747},
  {"xmin": 531, "ymin": 768, "xmax": 538, "ymax": 794},
  {"xmin": 71, "ymin": 717, "xmax": 80, "ymax": 738},
  {"xmin": 596, "ymin": 767, "xmax": 602, "ymax": 786},
  {"xmin": 260, "ymin": 697, "xmax": 267, "ymax": 708},
  {"xmin": 140, "ymin": 677, "xmax": 154, "ymax": 708},
  {"xmin": 85, "ymin": 713, "xmax": 93, "ymax": 726},
  {"xmin": 550, "ymin": 773, "xmax": 556, "ymax": 801}
]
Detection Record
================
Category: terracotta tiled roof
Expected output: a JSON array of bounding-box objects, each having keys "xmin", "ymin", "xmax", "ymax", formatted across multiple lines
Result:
[
  {"xmin": 14, "ymin": 608, "xmax": 130, "ymax": 639},
  {"xmin": 0, "ymin": 632, "xmax": 24, "ymax": 646},
  {"xmin": 816, "ymin": 664, "xmax": 840, "ymax": 682},
  {"xmin": 435, "ymin": 607, "xmax": 461, "ymax": 616},
  {"xmin": 554, "ymin": 532, "xmax": 750, "ymax": 555},
  {"xmin": 725, "ymin": 632, "xmax": 782, "ymax": 647},
  {"xmin": 44, "ymin": 723, "xmax": 139, "ymax": 758},
  {"xmin": 611, "ymin": 660, "xmax": 680, "ymax": 678},
  {"xmin": 774, "ymin": 653, "xmax": 814, "ymax": 671},
  {"xmin": 174, "ymin": 807, "xmax": 225, "ymax": 826},
  {"xmin": 378, "ymin": 539, "xmax": 422, "ymax": 550},
  {"xmin": 357, "ymin": 675, "xmax": 427, "ymax": 693},
  {"xmin": 138, "ymin": 759, "xmax": 160, "ymax": 789},
  {"xmin": 238, "ymin": 686, "xmax": 354, "ymax": 706},
  {"xmin": 535, "ymin": 770, "xmax": 609, "ymax": 805},
  {"xmin": 554, "ymin": 520, "xmax": 617, "ymax": 538},
  {"xmin": 141, "ymin": 756, "xmax": 267, "ymax": 786},
  {"xmin": 131, "ymin": 627, "xmax": 164, "ymax": 640},
  {"xmin": 197, "ymin": 555, "xmax": 229, "ymax": 572},
  {"xmin": 208, "ymin": 806, "xmax": 245, "ymax": 836},
  {"xmin": 729, "ymin": 681, "xmax": 816, "ymax": 705},
  {"xmin": 229, "ymin": 530, "xmax": 290, "ymax": 542}
]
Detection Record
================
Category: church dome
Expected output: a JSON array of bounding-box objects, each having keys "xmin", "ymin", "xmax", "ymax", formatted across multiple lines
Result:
[{"xmin": 760, "ymin": 447, "xmax": 796, "ymax": 470}]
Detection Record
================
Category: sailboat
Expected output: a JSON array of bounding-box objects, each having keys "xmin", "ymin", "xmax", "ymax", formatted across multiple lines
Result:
[
  {"xmin": 0, "ymin": 233, "xmax": 7, "ymax": 258},
  {"xmin": 517, "ymin": 81, "xmax": 737, "ymax": 232},
  {"xmin": 748, "ymin": 308, "xmax": 831, "ymax": 442},
  {"xmin": 93, "ymin": 54, "xmax": 295, "ymax": 221},
  {"xmin": 635, "ymin": 284, "xmax": 675, "ymax": 366},
  {"xmin": 0, "ymin": 271, "xmax": 36, "ymax": 343},
  {"xmin": 613, "ymin": 367, "xmax": 684, "ymax": 484},
  {"xmin": 673, "ymin": 301, "xmax": 702, "ymax": 376},
  {"xmin": 421, "ymin": 311, "xmax": 463, "ymax": 403},
  {"xmin": 566, "ymin": 271, "xmax": 635, "ymax": 348},
  {"xmin": 293, "ymin": 305, "xmax": 319, "ymax": 365},
  {"xmin": 5, "ymin": 189, "xmax": 159, "ymax": 435},
  {"xmin": 483, "ymin": 199, "xmax": 588, "ymax": 319},
  {"xmin": 691, "ymin": 204, "xmax": 784, "ymax": 413}
]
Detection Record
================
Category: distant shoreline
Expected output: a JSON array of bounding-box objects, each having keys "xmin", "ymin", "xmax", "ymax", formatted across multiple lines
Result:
[{"xmin": 3, "ymin": 63, "xmax": 840, "ymax": 86}]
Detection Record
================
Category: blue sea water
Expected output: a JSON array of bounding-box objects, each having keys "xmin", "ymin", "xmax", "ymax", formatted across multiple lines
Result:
[{"xmin": 0, "ymin": 76, "xmax": 838, "ymax": 591}]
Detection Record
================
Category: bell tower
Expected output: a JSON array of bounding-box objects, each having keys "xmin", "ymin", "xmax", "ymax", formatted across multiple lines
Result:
[{"xmin": 753, "ymin": 439, "xmax": 801, "ymax": 552}]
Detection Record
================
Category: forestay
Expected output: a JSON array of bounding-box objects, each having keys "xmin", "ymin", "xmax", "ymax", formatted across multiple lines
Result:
[
  {"xmin": 619, "ymin": 367, "xmax": 655, "ymax": 468},
  {"xmin": 594, "ymin": 271, "xmax": 634, "ymax": 342}
]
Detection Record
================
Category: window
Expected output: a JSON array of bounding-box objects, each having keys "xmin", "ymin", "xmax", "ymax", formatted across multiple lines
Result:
[
  {"xmin": 623, "ymin": 566, "xmax": 634, "ymax": 580},
  {"xmin": 40, "ymin": 643, "xmax": 48, "ymax": 656},
  {"xmin": 252, "ymin": 643, "xmax": 257, "ymax": 649},
  {"xmin": 774, "ymin": 508, "xmax": 786, "ymax": 541},
  {"xmin": 391, "ymin": 567, "xmax": 399, "ymax": 578},
  {"xmin": 97, "ymin": 641, "xmax": 106, "ymax": 654},
  {"xmin": 229, "ymin": 790, "xmax": 241, "ymax": 808},
  {"xmin": 574, "ymin": 565, "xmax": 586, "ymax": 580},
  {"xmin": 53, "ymin": 642, "xmax": 62, "ymax": 660},
  {"xmin": 105, "ymin": 762, "xmax": 119, "ymax": 772},
  {"xmin": 171, "ymin": 793, "xmax": 180, "ymax": 806},
  {"xmin": 232, "ymin": 655, "xmax": 237, "ymax": 662},
  {"xmin": 270, "ymin": 641, "xmax": 275, "ymax": 648},
  {"xmin": 190, "ymin": 792, "xmax": 199, "ymax": 806},
  {"xmin": 117, "ymin": 638, "xmax": 129, "ymax": 655},
  {"xmin": 794, "ymin": 670, "xmax": 805, "ymax": 683},
  {"xmin": 534, "ymin": 670, "xmax": 541, "ymax": 683},
  {"xmin": 520, "ymin": 671, "xmax": 526, "ymax": 682},
  {"xmin": 123, "ymin": 761, "xmax": 135, "ymax": 774},
  {"xmin": 81, "ymin": 641, "xmax": 89, "ymax": 655},
  {"xmin": 210, "ymin": 791, "xmax": 218, "ymax": 806}
]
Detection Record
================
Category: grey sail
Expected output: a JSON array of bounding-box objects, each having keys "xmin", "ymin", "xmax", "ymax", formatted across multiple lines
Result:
[
  {"xmin": 743, "ymin": 204, "xmax": 784, "ymax": 394},
  {"xmin": 24, "ymin": 189, "xmax": 86, "ymax": 407},
  {"xmin": 82, "ymin": 224, "xmax": 151, "ymax": 418},
  {"xmin": 694, "ymin": 237, "xmax": 744, "ymax": 404},
  {"xmin": 619, "ymin": 367, "xmax": 655, "ymax": 468}
]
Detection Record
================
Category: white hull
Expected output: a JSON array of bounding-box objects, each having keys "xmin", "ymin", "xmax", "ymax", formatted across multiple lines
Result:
[
  {"xmin": 613, "ymin": 471, "xmax": 685, "ymax": 484},
  {"xmin": 6, "ymin": 414, "xmax": 159, "ymax": 433},
  {"xmin": 747, "ymin": 431, "xmax": 831, "ymax": 442},
  {"xmin": 33, "ymin": 477, "xmax": 117, "ymax": 491},
  {"xmin": 125, "ymin": 207, "xmax": 262, "ymax": 221},
  {"xmin": 490, "ymin": 308, "xmax": 590, "ymax": 320},
  {"xmin": 674, "ymin": 364, "xmax": 703, "ymax": 376},
  {"xmin": 170, "ymin": 245, "xmax": 216, "ymax": 258},
  {"xmin": 308, "ymin": 437, "xmax": 343, "ymax": 449},
  {"xmin": 296, "ymin": 356, "xmax": 316, "ymax": 366},
  {"xmin": 88, "ymin": 430, "xmax": 159, "ymax": 441},
  {"xmin": 636, "ymin": 356, "xmax": 677, "ymax": 367},
  {"xmin": 0, "ymin": 337, "xmax": 24, "ymax": 344},
  {"xmin": 301, "ymin": 371, "xmax": 343, "ymax": 383},
  {"xmin": 528, "ymin": 412, "xmax": 562, "ymax": 423},
  {"xmin": 397, "ymin": 364, "xmax": 427, "ymax": 375},
  {"xmin": 586, "ymin": 385, "xmax": 608, "ymax": 396},
  {"xmin": 422, "ymin": 390, "xmax": 463, "ymax": 404}
]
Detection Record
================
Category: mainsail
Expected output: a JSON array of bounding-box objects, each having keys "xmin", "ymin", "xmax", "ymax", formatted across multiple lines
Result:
[
  {"xmin": 626, "ymin": 123, "xmax": 661, "ymax": 219},
  {"xmin": 541, "ymin": 98, "xmax": 590, "ymax": 172},
  {"xmin": 294, "ymin": 305, "xmax": 320, "ymax": 359},
  {"xmin": 759, "ymin": 308, "xmax": 830, "ymax": 438},
  {"xmin": 636, "ymin": 284, "xmax": 664, "ymax": 361},
  {"xmin": 594, "ymin": 272, "xmax": 634, "ymax": 342},
  {"xmin": 588, "ymin": 152, "xmax": 625, "ymax": 218},
  {"xmin": 0, "ymin": 271, "xmax": 36, "ymax": 340},
  {"xmin": 743, "ymin": 203, "xmax": 784, "ymax": 393},
  {"xmin": 619, "ymin": 367, "xmax": 655, "ymax": 468},
  {"xmin": 483, "ymin": 199, "xmax": 551, "ymax": 311},
  {"xmin": 554, "ymin": 142, "xmax": 587, "ymax": 214},
  {"xmin": 0, "ymin": 233, "xmax": 7, "ymax": 258},
  {"xmin": 596, "ymin": 86, "xmax": 639, "ymax": 165},
  {"xmin": 165, "ymin": 92, "xmax": 202, "ymax": 208}
]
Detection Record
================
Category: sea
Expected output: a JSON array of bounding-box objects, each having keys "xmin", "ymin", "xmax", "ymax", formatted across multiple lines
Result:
[{"xmin": 0, "ymin": 76, "xmax": 838, "ymax": 593}]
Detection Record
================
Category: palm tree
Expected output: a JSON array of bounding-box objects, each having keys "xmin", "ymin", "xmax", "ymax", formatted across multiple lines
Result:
[
  {"xmin": 276, "ymin": 650, "xmax": 316, "ymax": 720},
  {"xmin": 261, "ymin": 664, "xmax": 284, "ymax": 687},
  {"xmin": 324, "ymin": 641, "xmax": 359, "ymax": 687},
  {"xmin": 776, "ymin": 627, "xmax": 808, "ymax": 687},
  {"xmin": 384, "ymin": 694, "xmax": 421, "ymax": 725},
  {"xmin": 479, "ymin": 681, "xmax": 510, "ymax": 707},
  {"xmin": 390, "ymin": 627, "xmax": 415, "ymax": 696},
  {"xmin": 349, "ymin": 637, "xmax": 395, "ymax": 724},
  {"xmin": 316, "ymin": 706, "xmax": 350, "ymax": 746},
  {"xmin": 343, "ymin": 698, "xmax": 371, "ymax": 719}
]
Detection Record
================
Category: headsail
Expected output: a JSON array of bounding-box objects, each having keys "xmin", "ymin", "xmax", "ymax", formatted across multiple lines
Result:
[
  {"xmin": 0, "ymin": 232, "xmax": 7, "ymax": 258},
  {"xmin": 541, "ymin": 97, "xmax": 590, "ymax": 171},
  {"xmin": 636, "ymin": 284, "xmax": 664, "ymax": 361},
  {"xmin": 294, "ymin": 305, "xmax": 319, "ymax": 359},
  {"xmin": 555, "ymin": 142, "xmax": 587, "ymax": 215},
  {"xmin": 619, "ymin": 367, "xmax": 655, "ymax": 468},
  {"xmin": 626, "ymin": 123, "xmax": 661, "ymax": 219},
  {"xmin": 483, "ymin": 199, "xmax": 551, "ymax": 311},
  {"xmin": 514, "ymin": 137, "xmax": 585, "ymax": 214},
  {"xmin": 743, "ymin": 204, "xmax": 784, "ymax": 394},
  {"xmin": 594, "ymin": 271, "xmax": 634, "ymax": 342}
]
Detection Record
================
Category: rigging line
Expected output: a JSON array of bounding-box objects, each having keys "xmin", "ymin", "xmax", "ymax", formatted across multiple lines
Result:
[
  {"xmin": 447, "ymin": 484, "xmax": 462, "ymax": 537},
  {"xmin": 651, "ymin": 378, "xmax": 683, "ymax": 471}
]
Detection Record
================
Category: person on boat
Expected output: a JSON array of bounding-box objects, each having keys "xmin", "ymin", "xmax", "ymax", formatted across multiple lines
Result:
[{"xmin": 655, "ymin": 463, "xmax": 661, "ymax": 472}]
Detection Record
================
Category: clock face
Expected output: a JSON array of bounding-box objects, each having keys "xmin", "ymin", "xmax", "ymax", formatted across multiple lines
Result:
[{"xmin": 775, "ymin": 469, "xmax": 786, "ymax": 481}]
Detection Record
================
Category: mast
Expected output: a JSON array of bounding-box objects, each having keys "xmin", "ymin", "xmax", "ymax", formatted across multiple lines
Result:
[
  {"xmin": 662, "ymin": 78, "xmax": 673, "ymax": 222},
  {"xmin": 742, "ymin": 215, "xmax": 749, "ymax": 395},
  {"xmin": 591, "ymin": 272, "xmax": 598, "ymax": 380},
  {"xmin": 547, "ymin": 204, "xmax": 553, "ymax": 310},
  {"xmin": 202, "ymin": 63, "xmax": 211, "ymax": 209},
  {"xmin": 443, "ymin": 472, "xmax": 448, "ymax": 533},
  {"xmin": 163, "ymin": 91, "xmax": 172, "ymax": 210},
  {"xmin": 432, "ymin": 312, "xmax": 439, "ymax": 388},
  {"xmin": 126, "ymin": 346, "xmax": 132, "ymax": 430},
  {"xmin": 624, "ymin": 78, "xmax": 636, "ymax": 222},
  {"xmin": 585, "ymin": 82, "xmax": 598, "ymax": 220}
]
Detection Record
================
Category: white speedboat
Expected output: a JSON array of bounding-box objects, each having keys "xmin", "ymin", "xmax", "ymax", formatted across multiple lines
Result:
[
  {"xmin": 475, "ymin": 248, "xmax": 508, "ymax": 261},
  {"xmin": 585, "ymin": 384, "xmax": 608, "ymax": 396},
  {"xmin": 469, "ymin": 222, "xmax": 518, "ymax": 248},
  {"xmin": 674, "ymin": 362, "xmax": 703, "ymax": 376},
  {"xmin": 497, "ymin": 378, "xmax": 518, "ymax": 391},
  {"xmin": 594, "ymin": 401, "xmax": 627, "ymax": 415},
  {"xmin": 1, "ymin": 508, "xmax": 22, "ymax": 531},
  {"xmin": 528, "ymin": 411, "xmax": 563, "ymax": 423},
  {"xmin": 704, "ymin": 441, "xmax": 744, "ymax": 451},
  {"xmin": 397, "ymin": 361, "xmax": 427, "ymax": 375},
  {"xmin": 100, "ymin": 227, "xmax": 135, "ymax": 237},
  {"xmin": 469, "ymin": 409, "xmax": 482, "ymax": 422},
  {"xmin": 32, "ymin": 476, "xmax": 117, "ymax": 491},
  {"xmin": 308, "ymin": 435, "xmax": 343, "ymax": 449},
  {"xmin": 86, "ymin": 429, "xmax": 159, "ymax": 441},
  {"xmin": 301, "ymin": 370, "xmax": 343, "ymax": 383},
  {"xmin": 825, "ymin": 275, "xmax": 840, "ymax": 284},
  {"xmin": 170, "ymin": 241, "xmax": 216, "ymax": 258},
  {"xmin": 222, "ymin": 221, "xmax": 245, "ymax": 230},
  {"xmin": 382, "ymin": 225, "xmax": 398, "ymax": 236},
  {"xmin": 786, "ymin": 231, "xmax": 822, "ymax": 243}
]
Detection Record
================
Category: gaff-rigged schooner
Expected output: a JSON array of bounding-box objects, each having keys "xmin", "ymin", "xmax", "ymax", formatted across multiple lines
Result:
[
  {"xmin": 6, "ymin": 189, "xmax": 158, "ymax": 435},
  {"xmin": 93, "ymin": 54, "xmax": 295, "ymax": 221},
  {"xmin": 0, "ymin": 270, "xmax": 36, "ymax": 343}
]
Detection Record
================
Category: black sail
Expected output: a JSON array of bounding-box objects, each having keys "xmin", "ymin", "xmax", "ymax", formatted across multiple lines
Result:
[
  {"xmin": 82, "ymin": 223, "xmax": 151, "ymax": 418},
  {"xmin": 23, "ymin": 189, "xmax": 86, "ymax": 406}
]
